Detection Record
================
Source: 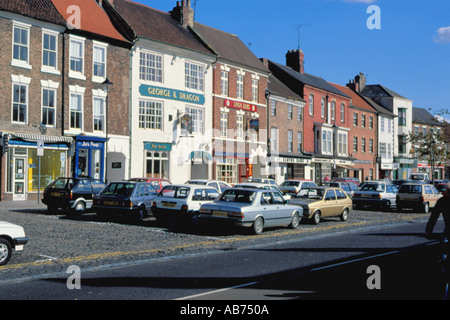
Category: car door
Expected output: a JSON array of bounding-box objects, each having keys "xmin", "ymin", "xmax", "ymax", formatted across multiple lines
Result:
[
  {"xmin": 323, "ymin": 189, "xmax": 338, "ymax": 217},
  {"xmin": 260, "ymin": 192, "xmax": 277, "ymax": 226},
  {"xmin": 386, "ymin": 185, "xmax": 396, "ymax": 205}
]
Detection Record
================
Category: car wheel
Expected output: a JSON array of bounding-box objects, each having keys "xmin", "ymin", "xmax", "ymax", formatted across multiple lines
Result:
[
  {"xmin": 47, "ymin": 204, "xmax": 58, "ymax": 214},
  {"xmin": 252, "ymin": 217, "xmax": 264, "ymax": 235},
  {"xmin": 423, "ymin": 202, "xmax": 430, "ymax": 214},
  {"xmin": 135, "ymin": 207, "xmax": 145, "ymax": 222},
  {"xmin": 74, "ymin": 201, "xmax": 86, "ymax": 213},
  {"xmin": 312, "ymin": 211, "xmax": 321, "ymax": 225},
  {"xmin": 0, "ymin": 238, "xmax": 12, "ymax": 266},
  {"xmin": 340, "ymin": 208, "xmax": 349, "ymax": 221},
  {"xmin": 384, "ymin": 200, "xmax": 391, "ymax": 211},
  {"xmin": 289, "ymin": 212, "xmax": 301, "ymax": 229}
]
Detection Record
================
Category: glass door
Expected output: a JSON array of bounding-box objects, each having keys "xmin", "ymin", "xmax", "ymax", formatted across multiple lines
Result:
[{"xmin": 13, "ymin": 157, "xmax": 26, "ymax": 201}]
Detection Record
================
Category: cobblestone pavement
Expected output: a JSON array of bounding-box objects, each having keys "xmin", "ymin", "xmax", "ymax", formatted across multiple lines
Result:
[{"xmin": 0, "ymin": 200, "xmax": 430, "ymax": 284}]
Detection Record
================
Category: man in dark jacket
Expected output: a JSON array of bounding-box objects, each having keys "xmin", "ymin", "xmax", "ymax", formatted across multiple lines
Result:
[{"xmin": 426, "ymin": 182, "xmax": 450, "ymax": 239}]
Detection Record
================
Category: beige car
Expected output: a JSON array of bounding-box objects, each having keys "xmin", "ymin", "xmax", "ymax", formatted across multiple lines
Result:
[
  {"xmin": 289, "ymin": 187, "xmax": 352, "ymax": 224},
  {"xmin": 396, "ymin": 183, "xmax": 442, "ymax": 213}
]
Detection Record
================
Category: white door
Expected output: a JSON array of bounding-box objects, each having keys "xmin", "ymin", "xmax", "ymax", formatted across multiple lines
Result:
[{"xmin": 13, "ymin": 157, "xmax": 27, "ymax": 201}]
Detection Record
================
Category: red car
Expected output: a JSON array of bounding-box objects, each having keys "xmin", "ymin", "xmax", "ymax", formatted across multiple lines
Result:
[{"xmin": 129, "ymin": 178, "xmax": 172, "ymax": 192}]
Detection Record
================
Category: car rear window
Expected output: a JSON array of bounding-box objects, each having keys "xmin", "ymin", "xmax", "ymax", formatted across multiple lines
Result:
[
  {"xmin": 101, "ymin": 183, "xmax": 135, "ymax": 196},
  {"xmin": 50, "ymin": 178, "xmax": 73, "ymax": 189},
  {"xmin": 160, "ymin": 186, "xmax": 190, "ymax": 198},
  {"xmin": 399, "ymin": 184, "xmax": 422, "ymax": 194},
  {"xmin": 219, "ymin": 189, "xmax": 256, "ymax": 203},
  {"xmin": 281, "ymin": 181, "xmax": 300, "ymax": 187},
  {"xmin": 360, "ymin": 184, "xmax": 385, "ymax": 192}
]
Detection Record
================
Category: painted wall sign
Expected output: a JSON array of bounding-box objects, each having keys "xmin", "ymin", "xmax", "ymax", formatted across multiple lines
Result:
[
  {"xmin": 224, "ymin": 99, "xmax": 257, "ymax": 112},
  {"xmin": 139, "ymin": 84, "xmax": 205, "ymax": 105}
]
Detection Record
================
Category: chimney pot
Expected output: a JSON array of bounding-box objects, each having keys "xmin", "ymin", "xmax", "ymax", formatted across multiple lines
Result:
[{"xmin": 286, "ymin": 49, "xmax": 304, "ymax": 74}]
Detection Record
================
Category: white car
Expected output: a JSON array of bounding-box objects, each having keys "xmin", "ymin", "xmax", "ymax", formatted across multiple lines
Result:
[
  {"xmin": 233, "ymin": 182, "xmax": 292, "ymax": 200},
  {"xmin": 152, "ymin": 184, "xmax": 220, "ymax": 226},
  {"xmin": 185, "ymin": 179, "xmax": 231, "ymax": 193},
  {"xmin": 0, "ymin": 221, "xmax": 28, "ymax": 266}
]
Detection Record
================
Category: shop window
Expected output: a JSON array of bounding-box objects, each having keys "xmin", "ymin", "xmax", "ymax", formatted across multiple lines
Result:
[{"xmin": 145, "ymin": 151, "xmax": 169, "ymax": 179}]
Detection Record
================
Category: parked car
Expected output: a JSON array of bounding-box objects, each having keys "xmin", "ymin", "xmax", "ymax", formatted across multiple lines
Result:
[
  {"xmin": 245, "ymin": 177, "xmax": 278, "ymax": 186},
  {"xmin": 233, "ymin": 182, "xmax": 292, "ymax": 200},
  {"xmin": 290, "ymin": 187, "xmax": 352, "ymax": 224},
  {"xmin": 279, "ymin": 179, "xmax": 317, "ymax": 196},
  {"xmin": 42, "ymin": 177, "xmax": 106, "ymax": 214},
  {"xmin": 93, "ymin": 181, "xmax": 158, "ymax": 221},
  {"xmin": 152, "ymin": 184, "xmax": 220, "ymax": 226},
  {"xmin": 323, "ymin": 181, "xmax": 358, "ymax": 198},
  {"xmin": 185, "ymin": 180, "xmax": 231, "ymax": 193},
  {"xmin": 198, "ymin": 188, "xmax": 302, "ymax": 235},
  {"xmin": 128, "ymin": 177, "xmax": 171, "ymax": 192},
  {"xmin": 0, "ymin": 221, "xmax": 28, "ymax": 266},
  {"xmin": 352, "ymin": 181, "xmax": 398, "ymax": 211},
  {"xmin": 330, "ymin": 177, "xmax": 360, "ymax": 186},
  {"xmin": 396, "ymin": 183, "xmax": 442, "ymax": 213},
  {"xmin": 392, "ymin": 179, "xmax": 415, "ymax": 189},
  {"xmin": 409, "ymin": 173, "xmax": 430, "ymax": 183}
]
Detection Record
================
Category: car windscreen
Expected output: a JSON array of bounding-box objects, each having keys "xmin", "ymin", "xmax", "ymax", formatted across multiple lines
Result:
[
  {"xmin": 159, "ymin": 186, "xmax": 190, "ymax": 198},
  {"xmin": 100, "ymin": 183, "xmax": 135, "ymax": 196},
  {"xmin": 218, "ymin": 189, "xmax": 256, "ymax": 203},
  {"xmin": 280, "ymin": 181, "xmax": 300, "ymax": 187},
  {"xmin": 185, "ymin": 181, "xmax": 206, "ymax": 185},
  {"xmin": 360, "ymin": 184, "xmax": 385, "ymax": 192},
  {"xmin": 296, "ymin": 188, "xmax": 325, "ymax": 199},
  {"xmin": 399, "ymin": 184, "xmax": 422, "ymax": 194}
]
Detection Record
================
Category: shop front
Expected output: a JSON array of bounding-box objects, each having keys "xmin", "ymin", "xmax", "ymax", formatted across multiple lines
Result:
[
  {"xmin": 2, "ymin": 133, "xmax": 73, "ymax": 201},
  {"xmin": 73, "ymin": 135, "xmax": 106, "ymax": 180}
]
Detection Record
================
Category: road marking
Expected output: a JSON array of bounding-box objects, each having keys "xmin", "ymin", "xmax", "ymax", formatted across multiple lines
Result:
[{"xmin": 174, "ymin": 281, "xmax": 259, "ymax": 300}]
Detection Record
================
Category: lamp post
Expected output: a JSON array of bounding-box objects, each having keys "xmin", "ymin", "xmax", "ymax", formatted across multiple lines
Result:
[{"xmin": 102, "ymin": 77, "xmax": 113, "ymax": 183}]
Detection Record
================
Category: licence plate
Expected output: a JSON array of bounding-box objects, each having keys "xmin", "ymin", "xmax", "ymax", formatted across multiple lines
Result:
[
  {"xmin": 51, "ymin": 192, "xmax": 61, "ymax": 197},
  {"xmin": 163, "ymin": 203, "xmax": 176, "ymax": 208},
  {"xmin": 212, "ymin": 210, "xmax": 228, "ymax": 217},
  {"xmin": 362, "ymin": 194, "xmax": 371, "ymax": 197},
  {"xmin": 104, "ymin": 201, "xmax": 118, "ymax": 206}
]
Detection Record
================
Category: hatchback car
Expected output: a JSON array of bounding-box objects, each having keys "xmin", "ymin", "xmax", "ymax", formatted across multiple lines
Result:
[
  {"xmin": 92, "ymin": 181, "xmax": 158, "ymax": 221},
  {"xmin": 352, "ymin": 181, "xmax": 397, "ymax": 211},
  {"xmin": 323, "ymin": 181, "xmax": 358, "ymax": 198},
  {"xmin": 185, "ymin": 180, "xmax": 231, "ymax": 193},
  {"xmin": 396, "ymin": 183, "xmax": 442, "ymax": 213},
  {"xmin": 290, "ymin": 187, "xmax": 352, "ymax": 224},
  {"xmin": 279, "ymin": 179, "xmax": 317, "ymax": 196},
  {"xmin": 198, "ymin": 188, "xmax": 302, "ymax": 235},
  {"xmin": 128, "ymin": 178, "xmax": 171, "ymax": 192},
  {"xmin": 152, "ymin": 184, "xmax": 220, "ymax": 226},
  {"xmin": 245, "ymin": 177, "xmax": 278, "ymax": 186},
  {"xmin": 42, "ymin": 177, "xmax": 106, "ymax": 214},
  {"xmin": 0, "ymin": 221, "xmax": 28, "ymax": 266}
]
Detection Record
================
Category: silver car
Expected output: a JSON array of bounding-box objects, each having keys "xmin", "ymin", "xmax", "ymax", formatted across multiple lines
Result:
[{"xmin": 198, "ymin": 188, "xmax": 303, "ymax": 235}]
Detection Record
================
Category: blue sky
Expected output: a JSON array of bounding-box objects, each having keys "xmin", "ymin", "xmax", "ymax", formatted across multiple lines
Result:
[{"xmin": 140, "ymin": 0, "xmax": 450, "ymax": 120}]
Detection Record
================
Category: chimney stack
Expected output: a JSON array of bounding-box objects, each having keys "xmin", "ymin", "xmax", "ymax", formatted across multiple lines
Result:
[
  {"xmin": 170, "ymin": 0, "xmax": 194, "ymax": 28},
  {"xmin": 347, "ymin": 72, "xmax": 366, "ymax": 92},
  {"xmin": 286, "ymin": 49, "xmax": 305, "ymax": 74}
]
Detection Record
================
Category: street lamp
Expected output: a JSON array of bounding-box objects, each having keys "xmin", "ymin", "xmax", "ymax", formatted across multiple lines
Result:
[{"xmin": 102, "ymin": 77, "xmax": 113, "ymax": 183}]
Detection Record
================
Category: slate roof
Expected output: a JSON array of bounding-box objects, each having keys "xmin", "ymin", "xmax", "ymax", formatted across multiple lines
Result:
[
  {"xmin": 412, "ymin": 107, "xmax": 443, "ymax": 126},
  {"xmin": 192, "ymin": 23, "xmax": 268, "ymax": 73},
  {"xmin": 267, "ymin": 74, "xmax": 305, "ymax": 103},
  {"xmin": 0, "ymin": 0, "xmax": 66, "ymax": 26},
  {"xmin": 331, "ymin": 83, "xmax": 376, "ymax": 113},
  {"xmin": 266, "ymin": 59, "xmax": 349, "ymax": 98},
  {"xmin": 52, "ymin": 0, "xmax": 127, "ymax": 42},
  {"xmin": 111, "ymin": 0, "xmax": 213, "ymax": 55},
  {"xmin": 361, "ymin": 84, "xmax": 409, "ymax": 100}
]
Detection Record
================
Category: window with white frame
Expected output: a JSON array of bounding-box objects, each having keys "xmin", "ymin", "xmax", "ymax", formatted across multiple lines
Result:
[
  {"xmin": 288, "ymin": 104, "xmax": 293, "ymax": 119},
  {"xmin": 12, "ymin": 84, "xmax": 27, "ymax": 123},
  {"xmin": 70, "ymin": 38, "xmax": 84, "ymax": 74},
  {"xmin": 380, "ymin": 142, "xmax": 387, "ymax": 159},
  {"xmin": 270, "ymin": 100, "xmax": 276, "ymax": 116},
  {"xmin": 139, "ymin": 100, "xmax": 162, "ymax": 130},
  {"xmin": 220, "ymin": 70, "xmax": 228, "ymax": 96},
  {"xmin": 139, "ymin": 51, "xmax": 162, "ymax": 82},
  {"xmin": 93, "ymin": 43, "xmax": 107, "ymax": 79},
  {"xmin": 331, "ymin": 101, "xmax": 336, "ymax": 120},
  {"xmin": 42, "ymin": 88, "xmax": 56, "ymax": 126},
  {"xmin": 353, "ymin": 136, "xmax": 358, "ymax": 152},
  {"xmin": 297, "ymin": 131, "xmax": 302, "ymax": 154},
  {"xmin": 288, "ymin": 130, "xmax": 293, "ymax": 152},
  {"xmin": 309, "ymin": 94, "xmax": 314, "ymax": 115},
  {"xmin": 93, "ymin": 97, "xmax": 105, "ymax": 132},
  {"xmin": 321, "ymin": 98, "xmax": 325, "ymax": 118},
  {"xmin": 341, "ymin": 102, "xmax": 345, "ymax": 122},
  {"xmin": 185, "ymin": 62, "xmax": 204, "ymax": 91},
  {"xmin": 215, "ymin": 158, "xmax": 237, "ymax": 184},
  {"xmin": 270, "ymin": 127, "xmax": 277, "ymax": 152},
  {"xmin": 42, "ymin": 31, "xmax": 58, "ymax": 70},
  {"xmin": 297, "ymin": 106, "xmax": 302, "ymax": 121},
  {"xmin": 70, "ymin": 93, "xmax": 83, "ymax": 129},
  {"xmin": 237, "ymin": 75, "xmax": 244, "ymax": 99},
  {"xmin": 338, "ymin": 132, "xmax": 348, "ymax": 156},
  {"xmin": 236, "ymin": 114, "xmax": 244, "ymax": 139},
  {"xmin": 220, "ymin": 112, "xmax": 228, "ymax": 137},
  {"xmin": 251, "ymin": 78, "xmax": 258, "ymax": 102},
  {"xmin": 381, "ymin": 116, "xmax": 385, "ymax": 132},
  {"xmin": 322, "ymin": 129, "xmax": 332, "ymax": 154},
  {"xmin": 185, "ymin": 106, "xmax": 204, "ymax": 134},
  {"xmin": 12, "ymin": 23, "xmax": 30, "ymax": 65}
]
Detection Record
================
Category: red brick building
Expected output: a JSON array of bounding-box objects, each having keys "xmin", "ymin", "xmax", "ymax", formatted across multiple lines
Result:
[{"xmin": 264, "ymin": 50, "xmax": 354, "ymax": 184}]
